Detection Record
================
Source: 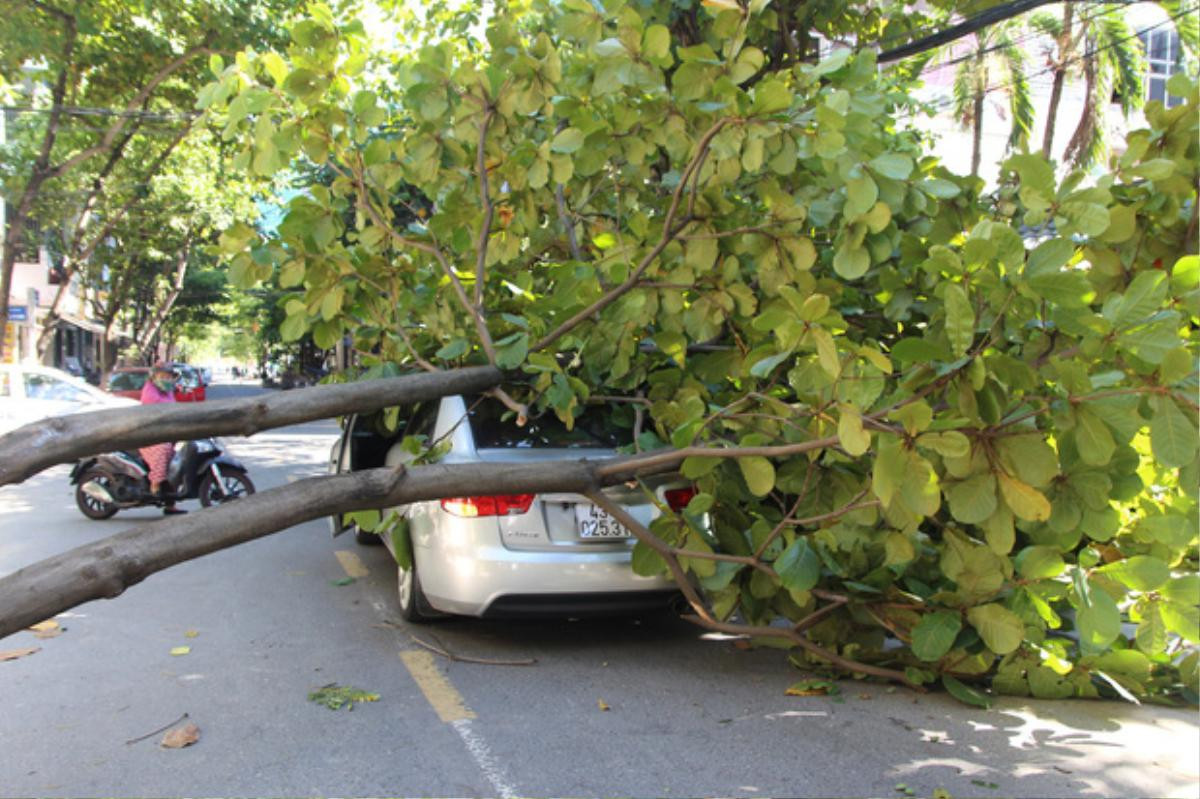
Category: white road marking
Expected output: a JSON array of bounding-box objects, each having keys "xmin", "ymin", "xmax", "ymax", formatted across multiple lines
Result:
[
  {"xmin": 451, "ymin": 718, "xmax": 519, "ymax": 799},
  {"xmin": 398, "ymin": 650, "xmax": 519, "ymax": 798}
]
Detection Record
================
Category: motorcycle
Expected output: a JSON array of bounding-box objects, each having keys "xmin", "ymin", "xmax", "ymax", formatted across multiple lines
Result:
[{"xmin": 71, "ymin": 438, "xmax": 255, "ymax": 520}]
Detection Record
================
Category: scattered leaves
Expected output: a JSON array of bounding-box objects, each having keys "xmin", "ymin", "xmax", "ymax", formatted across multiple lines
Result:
[
  {"xmin": 185, "ymin": 630, "xmax": 199, "ymax": 639},
  {"xmin": 331, "ymin": 577, "xmax": 356, "ymax": 587},
  {"xmin": 597, "ymin": 698, "xmax": 611, "ymax": 711},
  {"xmin": 785, "ymin": 678, "xmax": 840, "ymax": 697},
  {"xmin": 308, "ymin": 683, "xmax": 380, "ymax": 711},
  {"xmin": 160, "ymin": 722, "xmax": 200, "ymax": 749},
  {"xmin": 170, "ymin": 646, "xmax": 191, "ymax": 656},
  {"xmin": 0, "ymin": 647, "xmax": 40, "ymax": 662}
]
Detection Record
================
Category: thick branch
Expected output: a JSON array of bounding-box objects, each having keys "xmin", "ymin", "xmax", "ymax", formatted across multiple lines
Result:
[
  {"xmin": 0, "ymin": 458, "xmax": 654, "ymax": 640},
  {"xmin": 474, "ymin": 107, "xmax": 495, "ymax": 310},
  {"xmin": 0, "ymin": 366, "xmax": 504, "ymax": 486}
]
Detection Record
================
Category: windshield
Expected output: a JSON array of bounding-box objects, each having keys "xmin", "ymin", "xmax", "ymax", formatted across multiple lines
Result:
[
  {"xmin": 468, "ymin": 398, "xmax": 627, "ymax": 449},
  {"xmin": 109, "ymin": 372, "xmax": 148, "ymax": 391}
]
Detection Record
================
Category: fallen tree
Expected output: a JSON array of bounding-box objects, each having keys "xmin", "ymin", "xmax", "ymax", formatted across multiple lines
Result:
[{"xmin": 2, "ymin": 1, "xmax": 1196, "ymax": 703}]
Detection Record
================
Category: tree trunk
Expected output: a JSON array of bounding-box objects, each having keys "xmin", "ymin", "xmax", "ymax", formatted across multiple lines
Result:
[
  {"xmin": 971, "ymin": 89, "xmax": 985, "ymax": 177},
  {"xmin": 1063, "ymin": 52, "xmax": 1098, "ymax": 168},
  {"xmin": 137, "ymin": 241, "xmax": 191, "ymax": 360},
  {"xmin": 0, "ymin": 365, "xmax": 505, "ymax": 486},
  {"xmin": 1041, "ymin": 3, "xmax": 1074, "ymax": 160}
]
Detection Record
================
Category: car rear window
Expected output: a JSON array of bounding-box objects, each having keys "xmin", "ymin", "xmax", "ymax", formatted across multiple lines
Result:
[
  {"xmin": 468, "ymin": 398, "xmax": 627, "ymax": 449},
  {"xmin": 109, "ymin": 372, "xmax": 148, "ymax": 391}
]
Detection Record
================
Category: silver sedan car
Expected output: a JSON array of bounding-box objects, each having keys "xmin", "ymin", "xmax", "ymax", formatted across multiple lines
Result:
[{"xmin": 330, "ymin": 395, "xmax": 689, "ymax": 621}]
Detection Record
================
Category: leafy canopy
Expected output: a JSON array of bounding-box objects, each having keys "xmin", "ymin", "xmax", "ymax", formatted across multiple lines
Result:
[{"xmin": 208, "ymin": 0, "xmax": 1199, "ymax": 701}]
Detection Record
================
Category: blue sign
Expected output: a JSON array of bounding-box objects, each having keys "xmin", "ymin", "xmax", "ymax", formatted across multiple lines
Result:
[{"xmin": 8, "ymin": 306, "xmax": 27, "ymax": 322}]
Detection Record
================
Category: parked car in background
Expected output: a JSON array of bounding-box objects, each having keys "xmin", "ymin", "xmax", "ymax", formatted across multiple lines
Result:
[
  {"xmin": 0, "ymin": 363, "xmax": 137, "ymax": 434},
  {"xmin": 104, "ymin": 363, "xmax": 206, "ymax": 402},
  {"xmin": 168, "ymin": 363, "xmax": 206, "ymax": 402},
  {"xmin": 329, "ymin": 394, "xmax": 690, "ymax": 622}
]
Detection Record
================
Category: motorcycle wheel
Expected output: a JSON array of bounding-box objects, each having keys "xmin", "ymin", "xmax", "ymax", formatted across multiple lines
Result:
[
  {"xmin": 75, "ymin": 468, "xmax": 119, "ymax": 520},
  {"xmin": 198, "ymin": 467, "xmax": 256, "ymax": 507}
]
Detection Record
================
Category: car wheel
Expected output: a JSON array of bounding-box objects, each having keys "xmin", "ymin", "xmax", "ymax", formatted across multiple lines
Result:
[
  {"xmin": 198, "ymin": 468, "xmax": 256, "ymax": 507},
  {"xmin": 75, "ymin": 468, "xmax": 118, "ymax": 520},
  {"xmin": 397, "ymin": 558, "xmax": 440, "ymax": 623}
]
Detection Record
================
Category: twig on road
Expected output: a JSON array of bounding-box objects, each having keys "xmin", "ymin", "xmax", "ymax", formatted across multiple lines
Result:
[
  {"xmin": 376, "ymin": 620, "xmax": 537, "ymax": 666},
  {"xmin": 125, "ymin": 712, "xmax": 189, "ymax": 745}
]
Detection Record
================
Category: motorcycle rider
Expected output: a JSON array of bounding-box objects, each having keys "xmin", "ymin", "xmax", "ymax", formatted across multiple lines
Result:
[{"xmin": 139, "ymin": 363, "xmax": 186, "ymax": 515}]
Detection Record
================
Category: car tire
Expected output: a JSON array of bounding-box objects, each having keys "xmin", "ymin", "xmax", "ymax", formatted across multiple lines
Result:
[
  {"xmin": 198, "ymin": 467, "xmax": 256, "ymax": 507},
  {"xmin": 75, "ymin": 468, "xmax": 119, "ymax": 520},
  {"xmin": 398, "ymin": 558, "xmax": 440, "ymax": 623}
]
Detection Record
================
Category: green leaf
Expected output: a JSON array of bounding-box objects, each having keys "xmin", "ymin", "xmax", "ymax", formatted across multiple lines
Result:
[
  {"xmin": 1161, "ymin": 601, "xmax": 1200, "ymax": 643},
  {"xmin": 551, "ymin": 127, "xmax": 585, "ymax": 154},
  {"xmin": 911, "ymin": 611, "xmax": 962, "ymax": 661},
  {"xmin": 642, "ymin": 24, "xmax": 671, "ymax": 61},
  {"xmin": 436, "ymin": 338, "xmax": 469, "ymax": 360},
  {"xmin": 837, "ymin": 405, "xmax": 871, "ymax": 456},
  {"xmin": 945, "ymin": 472, "xmax": 997, "ymax": 524},
  {"xmin": 1110, "ymin": 271, "xmax": 1168, "ymax": 327},
  {"xmin": 631, "ymin": 540, "xmax": 667, "ymax": 576},
  {"xmin": 868, "ymin": 153, "xmax": 913, "ymax": 180},
  {"xmin": 942, "ymin": 675, "xmax": 992, "ymax": 709},
  {"xmin": 347, "ymin": 509, "xmax": 381, "ymax": 532},
  {"xmin": 890, "ymin": 337, "xmax": 951, "ymax": 363},
  {"xmin": 845, "ymin": 175, "xmax": 878, "ymax": 218},
  {"xmin": 738, "ymin": 456, "xmax": 775, "ymax": 497},
  {"xmin": 943, "ymin": 284, "xmax": 975, "ymax": 358},
  {"xmin": 967, "ymin": 603, "xmax": 1025, "ymax": 655},
  {"xmin": 775, "ymin": 538, "xmax": 820, "ymax": 593},
  {"xmin": 998, "ymin": 473, "xmax": 1051, "ymax": 522},
  {"xmin": 1149, "ymin": 395, "xmax": 1198, "ymax": 468},
  {"xmin": 1074, "ymin": 407, "xmax": 1115, "ymax": 466},
  {"xmin": 1098, "ymin": 556, "xmax": 1171, "ymax": 592},
  {"xmin": 751, "ymin": 79, "xmax": 792, "ymax": 114},
  {"xmin": 833, "ymin": 242, "xmax": 870, "ymax": 280},
  {"xmin": 1025, "ymin": 238, "xmax": 1075, "ymax": 277},
  {"xmin": 681, "ymin": 456, "xmax": 720, "ymax": 479},
  {"xmin": 1014, "ymin": 545, "xmax": 1066, "ymax": 579},
  {"xmin": 1077, "ymin": 587, "xmax": 1122, "ymax": 654},
  {"xmin": 1136, "ymin": 601, "xmax": 1168, "ymax": 654},
  {"xmin": 872, "ymin": 436, "xmax": 906, "ymax": 507},
  {"xmin": 495, "ymin": 333, "xmax": 529, "ymax": 369},
  {"xmin": 812, "ymin": 327, "xmax": 840, "ymax": 377}
]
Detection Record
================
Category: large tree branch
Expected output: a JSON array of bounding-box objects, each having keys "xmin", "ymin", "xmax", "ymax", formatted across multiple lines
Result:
[
  {"xmin": 473, "ymin": 106, "xmax": 495, "ymax": 310},
  {"xmin": 42, "ymin": 44, "xmax": 209, "ymax": 181},
  {"xmin": 0, "ymin": 366, "xmax": 504, "ymax": 486},
  {"xmin": 877, "ymin": 0, "xmax": 1063, "ymax": 63},
  {"xmin": 0, "ymin": 458, "xmax": 646, "ymax": 640}
]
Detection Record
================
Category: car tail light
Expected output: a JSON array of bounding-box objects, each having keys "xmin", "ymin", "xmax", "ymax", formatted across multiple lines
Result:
[
  {"xmin": 664, "ymin": 486, "xmax": 697, "ymax": 512},
  {"xmin": 441, "ymin": 494, "xmax": 535, "ymax": 517}
]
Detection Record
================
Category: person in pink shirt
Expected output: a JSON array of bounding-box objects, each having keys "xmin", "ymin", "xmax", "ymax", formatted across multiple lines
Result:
[{"xmin": 139, "ymin": 363, "xmax": 186, "ymax": 515}]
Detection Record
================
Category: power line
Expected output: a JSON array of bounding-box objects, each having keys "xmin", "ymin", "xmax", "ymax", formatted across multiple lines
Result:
[{"xmin": 1, "ymin": 105, "xmax": 200, "ymax": 121}]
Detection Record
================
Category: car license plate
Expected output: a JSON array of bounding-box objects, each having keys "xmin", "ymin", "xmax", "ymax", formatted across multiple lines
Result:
[{"xmin": 575, "ymin": 504, "xmax": 630, "ymax": 539}]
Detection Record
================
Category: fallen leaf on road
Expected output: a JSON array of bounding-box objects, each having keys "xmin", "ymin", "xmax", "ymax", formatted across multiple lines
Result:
[
  {"xmin": 29, "ymin": 620, "xmax": 59, "ymax": 632},
  {"xmin": 184, "ymin": 630, "xmax": 199, "ymax": 639},
  {"xmin": 160, "ymin": 723, "xmax": 200, "ymax": 749},
  {"xmin": 0, "ymin": 647, "xmax": 40, "ymax": 662},
  {"xmin": 308, "ymin": 683, "xmax": 379, "ymax": 710},
  {"xmin": 785, "ymin": 679, "xmax": 840, "ymax": 697},
  {"xmin": 597, "ymin": 698, "xmax": 611, "ymax": 711},
  {"xmin": 170, "ymin": 646, "xmax": 191, "ymax": 656},
  {"xmin": 331, "ymin": 577, "xmax": 355, "ymax": 586},
  {"xmin": 34, "ymin": 627, "xmax": 63, "ymax": 639}
]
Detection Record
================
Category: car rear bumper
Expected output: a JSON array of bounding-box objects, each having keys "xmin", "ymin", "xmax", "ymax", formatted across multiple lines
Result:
[{"xmin": 417, "ymin": 538, "xmax": 676, "ymax": 618}]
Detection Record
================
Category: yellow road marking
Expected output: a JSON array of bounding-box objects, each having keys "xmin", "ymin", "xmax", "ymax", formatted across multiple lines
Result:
[
  {"xmin": 334, "ymin": 550, "xmax": 369, "ymax": 578},
  {"xmin": 400, "ymin": 650, "xmax": 476, "ymax": 722}
]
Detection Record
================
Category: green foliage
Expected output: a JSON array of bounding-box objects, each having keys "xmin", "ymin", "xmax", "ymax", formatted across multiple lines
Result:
[
  {"xmin": 207, "ymin": 1, "xmax": 1200, "ymax": 703},
  {"xmin": 307, "ymin": 682, "xmax": 380, "ymax": 711}
]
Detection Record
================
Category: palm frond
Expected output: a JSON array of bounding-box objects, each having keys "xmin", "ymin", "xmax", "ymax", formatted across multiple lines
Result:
[
  {"xmin": 1158, "ymin": 0, "xmax": 1200, "ymax": 56},
  {"xmin": 952, "ymin": 59, "xmax": 978, "ymax": 126},
  {"xmin": 1095, "ymin": 11, "xmax": 1146, "ymax": 115},
  {"xmin": 1028, "ymin": 10, "xmax": 1063, "ymax": 39},
  {"xmin": 996, "ymin": 30, "xmax": 1034, "ymax": 151}
]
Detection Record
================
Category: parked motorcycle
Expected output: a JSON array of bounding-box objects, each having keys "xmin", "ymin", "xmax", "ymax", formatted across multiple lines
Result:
[{"xmin": 71, "ymin": 438, "xmax": 255, "ymax": 520}]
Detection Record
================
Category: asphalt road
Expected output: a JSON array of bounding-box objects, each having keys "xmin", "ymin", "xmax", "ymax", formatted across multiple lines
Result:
[{"xmin": 1, "ymin": 381, "xmax": 1197, "ymax": 797}]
